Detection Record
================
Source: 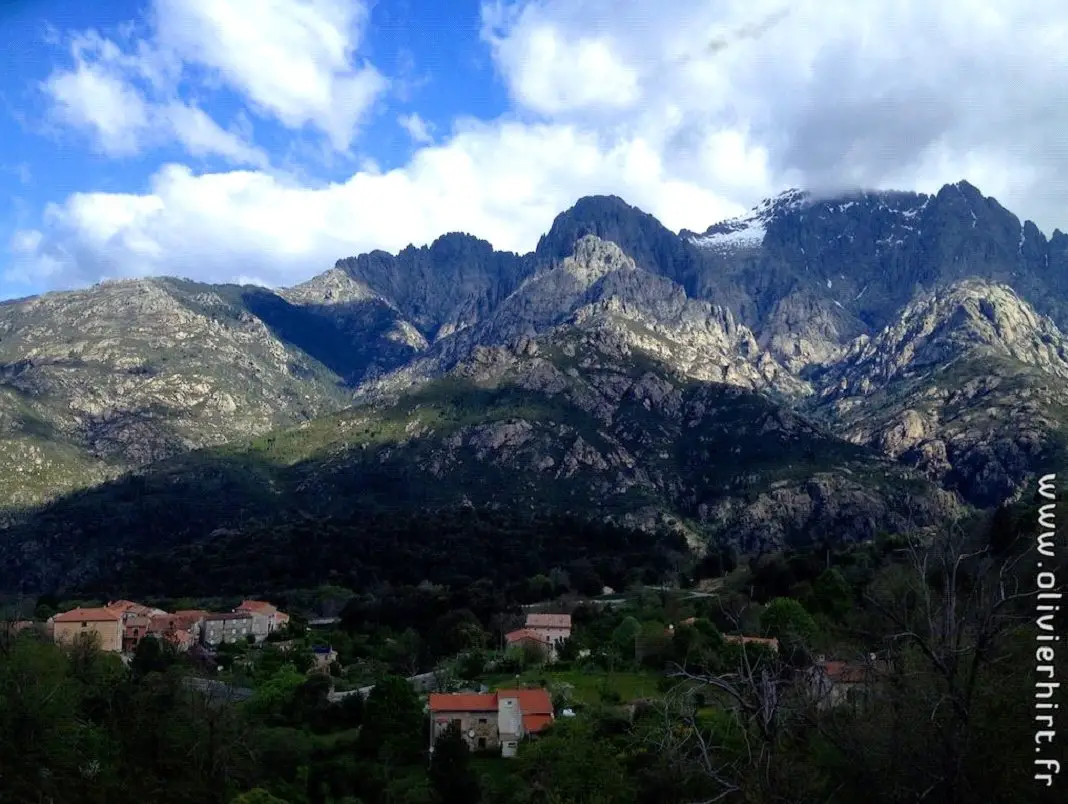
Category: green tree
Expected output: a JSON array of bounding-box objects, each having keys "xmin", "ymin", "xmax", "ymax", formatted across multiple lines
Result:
[
  {"xmin": 358, "ymin": 674, "xmax": 425, "ymax": 769},
  {"xmin": 759, "ymin": 597, "xmax": 816, "ymax": 659},
  {"xmin": 246, "ymin": 664, "xmax": 306, "ymax": 721},
  {"xmin": 516, "ymin": 717, "xmax": 636, "ymax": 804},
  {"xmin": 810, "ymin": 567, "xmax": 853, "ymax": 618},
  {"xmin": 429, "ymin": 722, "xmax": 480, "ymax": 804},
  {"xmin": 131, "ymin": 635, "xmax": 179, "ymax": 678},
  {"xmin": 230, "ymin": 789, "xmax": 290, "ymax": 804},
  {"xmin": 610, "ymin": 616, "xmax": 641, "ymax": 662}
]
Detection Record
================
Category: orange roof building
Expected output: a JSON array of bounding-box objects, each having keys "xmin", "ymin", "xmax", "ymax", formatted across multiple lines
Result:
[
  {"xmin": 52, "ymin": 607, "xmax": 123, "ymax": 652},
  {"xmin": 429, "ymin": 687, "xmax": 554, "ymax": 758}
]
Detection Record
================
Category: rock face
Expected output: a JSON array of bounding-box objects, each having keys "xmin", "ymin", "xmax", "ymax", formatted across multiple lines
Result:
[
  {"xmin": 0, "ymin": 278, "xmax": 354, "ymax": 508},
  {"xmin": 2, "ymin": 179, "xmax": 1068, "ymax": 589},
  {"xmin": 807, "ymin": 280, "xmax": 1068, "ymax": 506},
  {"xmin": 0, "ymin": 325, "xmax": 960, "ymax": 592}
]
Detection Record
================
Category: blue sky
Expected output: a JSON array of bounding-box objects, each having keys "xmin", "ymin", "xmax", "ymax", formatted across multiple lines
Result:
[{"xmin": 2, "ymin": 0, "xmax": 1067, "ymax": 300}]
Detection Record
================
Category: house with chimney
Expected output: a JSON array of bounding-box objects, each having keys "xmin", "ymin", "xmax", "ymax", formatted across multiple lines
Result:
[
  {"xmin": 506, "ymin": 613, "xmax": 571, "ymax": 661},
  {"xmin": 429, "ymin": 688, "xmax": 554, "ymax": 758}
]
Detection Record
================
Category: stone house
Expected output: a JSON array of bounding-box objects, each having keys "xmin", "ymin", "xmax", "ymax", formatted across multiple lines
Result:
[
  {"xmin": 234, "ymin": 600, "xmax": 290, "ymax": 641},
  {"xmin": 201, "ymin": 611, "xmax": 255, "ymax": 646},
  {"xmin": 504, "ymin": 628, "xmax": 552, "ymax": 661},
  {"xmin": 506, "ymin": 613, "xmax": 571, "ymax": 661},
  {"xmin": 805, "ymin": 654, "xmax": 890, "ymax": 710},
  {"xmin": 147, "ymin": 611, "xmax": 206, "ymax": 651},
  {"xmin": 429, "ymin": 688, "xmax": 554, "ymax": 758},
  {"xmin": 52, "ymin": 607, "xmax": 123, "ymax": 652},
  {"xmin": 524, "ymin": 613, "xmax": 571, "ymax": 646}
]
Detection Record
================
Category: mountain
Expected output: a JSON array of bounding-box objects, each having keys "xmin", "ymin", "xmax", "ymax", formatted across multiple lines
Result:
[
  {"xmin": 806, "ymin": 280, "xmax": 1068, "ymax": 505},
  {"xmin": 0, "ymin": 316, "xmax": 958, "ymax": 593},
  {"xmin": 1, "ymin": 179, "xmax": 1067, "ymax": 594},
  {"xmin": 0, "ymin": 278, "xmax": 356, "ymax": 509}
]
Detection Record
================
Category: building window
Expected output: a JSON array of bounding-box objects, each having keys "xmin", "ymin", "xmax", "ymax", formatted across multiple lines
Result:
[
  {"xmin": 451, "ymin": 719, "xmax": 461, "ymax": 731},
  {"xmin": 478, "ymin": 718, "xmax": 487, "ymax": 724},
  {"xmin": 81, "ymin": 622, "xmax": 87, "ymax": 627}
]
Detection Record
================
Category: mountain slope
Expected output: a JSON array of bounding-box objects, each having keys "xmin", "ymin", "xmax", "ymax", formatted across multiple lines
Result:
[
  {"xmin": 807, "ymin": 280, "xmax": 1068, "ymax": 505},
  {"xmin": 3, "ymin": 178, "xmax": 1068, "ymax": 585},
  {"xmin": 0, "ymin": 322, "xmax": 959, "ymax": 594},
  {"xmin": 0, "ymin": 279, "xmax": 357, "ymax": 508},
  {"xmin": 358, "ymin": 235, "xmax": 805, "ymax": 399}
]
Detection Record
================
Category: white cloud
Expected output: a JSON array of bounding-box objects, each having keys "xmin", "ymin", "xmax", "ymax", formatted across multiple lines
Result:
[
  {"xmin": 41, "ymin": 0, "xmax": 386, "ymax": 162},
  {"xmin": 42, "ymin": 31, "xmax": 267, "ymax": 166},
  {"xmin": 15, "ymin": 0, "xmax": 1068, "ymax": 296},
  {"xmin": 398, "ymin": 113, "xmax": 434, "ymax": 145},
  {"xmin": 152, "ymin": 0, "xmax": 386, "ymax": 150},
  {"xmin": 9, "ymin": 124, "xmax": 742, "ymax": 290},
  {"xmin": 45, "ymin": 50, "xmax": 151, "ymax": 156}
]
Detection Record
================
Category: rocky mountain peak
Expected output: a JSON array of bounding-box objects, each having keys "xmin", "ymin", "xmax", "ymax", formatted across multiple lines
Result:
[
  {"xmin": 280, "ymin": 267, "xmax": 380, "ymax": 306},
  {"xmin": 820, "ymin": 278, "xmax": 1068, "ymax": 400}
]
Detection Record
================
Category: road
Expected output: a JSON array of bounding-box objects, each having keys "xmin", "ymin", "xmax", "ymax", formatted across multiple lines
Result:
[
  {"xmin": 327, "ymin": 670, "xmax": 440, "ymax": 703},
  {"xmin": 182, "ymin": 676, "xmax": 254, "ymax": 704}
]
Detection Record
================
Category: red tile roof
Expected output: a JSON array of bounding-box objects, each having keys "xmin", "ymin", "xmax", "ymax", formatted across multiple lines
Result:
[
  {"xmin": 430, "ymin": 688, "xmax": 555, "ymax": 734},
  {"xmin": 429, "ymin": 693, "xmax": 499, "ymax": 712},
  {"xmin": 821, "ymin": 660, "xmax": 889, "ymax": 683},
  {"xmin": 107, "ymin": 600, "xmax": 159, "ymax": 616},
  {"xmin": 505, "ymin": 628, "xmax": 550, "ymax": 644},
  {"xmin": 522, "ymin": 714, "xmax": 554, "ymax": 733},
  {"xmin": 525, "ymin": 613, "xmax": 571, "ymax": 629},
  {"xmin": 498, "ymin": 688, "xmax": 553, "ymax": 715},
  {"xmin": 54, "ymin": 607, "xmax": 122, "ymax": 623},
  {"xmin": 236, "ymin": 600, "xmax": 278, "ymax": 614},
  {"xmin": 172, "ymin": 610, "xmax": 210, "ymax": 621}
]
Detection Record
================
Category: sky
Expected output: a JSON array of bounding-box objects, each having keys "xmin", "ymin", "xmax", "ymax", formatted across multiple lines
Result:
[{"xmin": 2, "ymin": 0, "xmax": 1067, "ymax": 300}]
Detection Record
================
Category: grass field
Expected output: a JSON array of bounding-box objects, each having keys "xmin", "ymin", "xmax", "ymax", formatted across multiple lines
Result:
[{"xmin": 480, "ymin": 668, "xmax": 663, "ymax": 706}]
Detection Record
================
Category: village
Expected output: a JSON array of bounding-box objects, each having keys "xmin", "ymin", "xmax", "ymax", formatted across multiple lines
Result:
[{"xmin": 3, "ymin": 589, "xmax": 891, "ymax": 762}]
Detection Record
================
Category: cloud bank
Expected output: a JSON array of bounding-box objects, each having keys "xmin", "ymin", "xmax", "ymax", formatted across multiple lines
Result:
[{"xmin": 10, "ymin": 0, "xmax": 1068, "ymax": 294}]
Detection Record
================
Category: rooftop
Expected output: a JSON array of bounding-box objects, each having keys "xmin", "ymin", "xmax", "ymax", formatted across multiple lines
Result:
[
  {"xmin": 54, "ymin": 607, "xmax": 123, "ymax": 623},
  {"xmin": 525, "ymin": 613, "xmax": 571, "ymax": 629},
  {"xmin": 203, "ymin": 611, "xmax": 253, "ymax": 622},
  {"xmin": 505, "ymin": 628, "xmax": 551, "ymax": 644}
]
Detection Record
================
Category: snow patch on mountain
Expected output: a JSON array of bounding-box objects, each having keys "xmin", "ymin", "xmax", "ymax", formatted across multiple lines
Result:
[
  {"xmin": 689, "ymin": 218, "xmax": 767, "ymax": 252},
  {"xmin": 687, "ymin": 188, "xmax": 808, "ymax": 253}
]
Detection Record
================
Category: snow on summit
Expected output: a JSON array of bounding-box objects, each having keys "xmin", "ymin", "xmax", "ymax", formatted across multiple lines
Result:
[{"xmin": 687, "ymin": 189, "xmax": 807, "ymax": 253}]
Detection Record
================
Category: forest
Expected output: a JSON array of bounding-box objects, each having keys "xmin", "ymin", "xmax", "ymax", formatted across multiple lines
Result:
[{"xmin": 0, "ymin": 502, "xmax": 1064, "ymax": 804}]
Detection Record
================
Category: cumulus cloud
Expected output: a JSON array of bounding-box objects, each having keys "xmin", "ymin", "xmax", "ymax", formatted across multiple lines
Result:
[
  {"xmin": 11, "ymin": 123, "xmax": 741, "ymax": 290},
  {"xmin": 13, "ymin": 0, "xmax": 1068, "ymax": 296},
  {"xmin": 152, "ymin": 0, "xmax": 387, "ymax": 151},
  {"xmin": 41, "ymin": 0, "xmax": 386, "ymax": 162}
]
